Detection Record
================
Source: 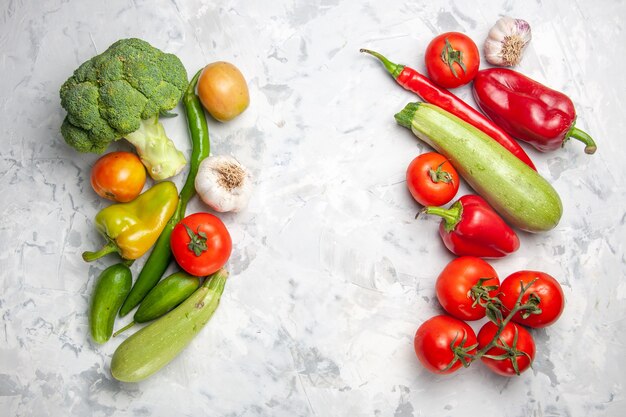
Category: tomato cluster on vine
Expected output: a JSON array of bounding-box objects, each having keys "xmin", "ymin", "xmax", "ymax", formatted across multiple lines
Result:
[{"xmin": 414, "ymin": 256, "xmax": 564, "ymax": 376}]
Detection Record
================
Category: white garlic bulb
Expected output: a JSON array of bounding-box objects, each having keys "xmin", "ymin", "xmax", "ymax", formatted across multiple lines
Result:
[
  {"xmin": 194, "ymin": 155, "xmax": 252, "ymax": 212},
  {"xmin": 484, "ymin": 16, "xmax": 532, "ymax": 67}
]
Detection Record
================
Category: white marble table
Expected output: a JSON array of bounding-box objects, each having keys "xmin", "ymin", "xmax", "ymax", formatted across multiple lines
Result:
[{"xmin": 1, "ymin": 0, "xmax": 625, "ymax": 416}]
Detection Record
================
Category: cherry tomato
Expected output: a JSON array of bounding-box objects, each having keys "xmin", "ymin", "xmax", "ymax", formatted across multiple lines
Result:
[
  {"xmin": 499, "ymin": 271, "xmax": 565, "ymax": 328},
  {"xmin": 90, "ymin": 151, "xmax": 146, "ymax": 202},
  {"xmin": 414, "ymin": 315, "xmax": 477, "ymax": 374},
  {"xmin": 197, "ymin": 61, "xmax": 249, "ymax": 122},
  {"xmin": 171, "ymin": 212, "xmax": 232, "ymax": 276},
  {"xmin": 436, "ymin": 256, "xmax": 500, "ymax": 321},
  {"xmin": 406, "ymin": 152, "xmax": 459, "ymax": 206},
  {"xmin": 425, "ymin": 32, "xmax": 480, "ymax": 89},
  {"xmin": 477, "ymin": 321, "xmax": 535, "ymax": 376}
]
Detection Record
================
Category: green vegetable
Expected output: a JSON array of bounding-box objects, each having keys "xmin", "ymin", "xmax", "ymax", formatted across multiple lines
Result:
[
  {"xmin": 81, "ymin": 181, "xmax": 179, "ymax": 262},
  {"xmin": 111, "ymin": 269, "xmax": 227, "ymax": 382},
  {"xmin": 395, "ymin": 102, "xmax": 562, "ymax": 232},
  {"xmin": 59, "ymin": 38, "xmax": 188, "ymax": 180},
  {"xmin": 89, "ymin": 263, "xmax": 132, "ymax": 344},
  {"xmin": 119, "ymin": 68, "xmax": 210, "ymax": 317},
  {"xmin": 113, "ymin": 271, "xmax": 202, "ymax": 336}
]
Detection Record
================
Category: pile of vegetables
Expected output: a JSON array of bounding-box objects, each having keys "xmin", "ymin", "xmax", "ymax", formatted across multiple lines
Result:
[
  {"xmin": 362, "ymin": 17, "xmax": 595, "ymax": 376},
  {"xmin": 60, "ymin": 38, "xmax": 252, "ymax": 382},
  {"xmin": 415, "ymin": 258, "xmax": 564, "ymax": 375},
  {"xmin": 62, "ymin": 20, "xmax": 594, "ymax": 382},
  {"xmin": 60, "ymin": 38, "xmax": 188, "ymax": 180}
]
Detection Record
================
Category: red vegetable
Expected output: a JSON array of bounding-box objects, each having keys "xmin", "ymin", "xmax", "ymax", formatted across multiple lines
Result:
[
  {"xmin": 90, "ymin": 151, "xmax": 146, "ymax": 202},
  {"xmin": 406, "ymin": 152, "xmax": 459, "ymax": 206},
  {"xmin": 422, "ymin": 195, "xmax": 520, "ymax": 258},
  {"xmin": 360, "ymin": 49, "xmax": 536, "ymax": 170},
  {"xmin": 477, "ymin": 321, "xmax": 535, "ymax": 376},
  {"xmin": 436, "ymin": 256, "xmax": 500, "ymax": 321},
  {"xmin": 171, "ymin": 212, "xmax": 232, "ymax": 276},
  {"xmin": 414, "ymin": 315, "xmax": 477, "ymax": 374},
  {"xmin": 499, "ymin": 271, "xmax": 565, "ymax": 328},
  {"xmin": 424, "ymin": 32, "xmax": 480, "ymax": 89},
  {"xmin": 473, "ymin": 68, "xmax": 597, "ymax": 154}
]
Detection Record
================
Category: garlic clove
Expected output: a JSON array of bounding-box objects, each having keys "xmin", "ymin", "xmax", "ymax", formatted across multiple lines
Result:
[
  {"xmin": 194, "ymin": 155, "xmax": 252, "ymax": 213},
  {"xmin": 484, "ymin": 16, "xmax": 532, "ymax": 67}
]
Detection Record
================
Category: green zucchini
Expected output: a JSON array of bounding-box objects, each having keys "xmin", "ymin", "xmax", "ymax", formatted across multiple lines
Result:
[
  {"xmin": 110, "ymin": 269, "xmax": 228, "ymax": 382},
  {"xmin": 395, "ymin": 102, "xmax": 562, "ymax": 232},
  {"xmin": 112, "ymin": 271, "xmax": 202, "ymax": 337},
  {"xmin": 90, "ymin": 263, "xmax": 132, "ymax": 344}
]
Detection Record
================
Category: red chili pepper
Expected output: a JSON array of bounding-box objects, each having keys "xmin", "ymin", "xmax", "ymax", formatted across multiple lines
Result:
[
  {"xmin": 422, "ymin": 195, "xmax": 520, "ymax": 258},
  {"xmin": 472, "ymin": 68, "xmax": 597, "ymax": 154},
  {"xmin": 360, "ymin": 49, "xmax": 537, "ymax": 171}
]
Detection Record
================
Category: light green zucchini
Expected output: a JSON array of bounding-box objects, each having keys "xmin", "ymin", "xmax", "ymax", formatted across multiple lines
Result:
[
  {"xmin": 110, "ymin": 269, "xmax": 227, "ymax": 382},
  {"xmin": 395, "ymin": 102, "xmax": 562, "ymax": 232}
]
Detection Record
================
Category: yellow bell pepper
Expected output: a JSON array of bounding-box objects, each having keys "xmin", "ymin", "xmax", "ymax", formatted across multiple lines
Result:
[{"xmin": 83, "ymin": 181, "xmax": 179, "ymax": 261}]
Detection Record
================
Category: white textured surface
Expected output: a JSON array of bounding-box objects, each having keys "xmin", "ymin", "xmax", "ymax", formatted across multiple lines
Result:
[{"xmin": 1, "ymin": 0, "xmax": 625, "ymax": 416}]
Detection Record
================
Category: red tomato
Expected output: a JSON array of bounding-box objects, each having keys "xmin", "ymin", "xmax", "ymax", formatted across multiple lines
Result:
[
  {"xmin": 499, "ymin": 271, "xmax": 565, "ymax": 328},
  {"xmin": 406, "ymin": 152, "xmax": 459, "ymax": 206},
  {"xmin": 477, "ymin": 321, "xmax": 535, "ymax": 376},
  {"xmin": 425, "ymin": 32, "xmax": 480, "ymax": 89},
  {"xmin": 90, "ymin": 151, "xmax": 146, "ymax": 202},
  {"xmin": 414, "ymin": 315, "xmax": 477, "ymax": 374},
  {"xmin": 436, "ymin": 256, "xmax": 500, "ymax": 321},
  {"xmin": 171, "ymin": 212, "xmax": 232, "ymax": 276}
]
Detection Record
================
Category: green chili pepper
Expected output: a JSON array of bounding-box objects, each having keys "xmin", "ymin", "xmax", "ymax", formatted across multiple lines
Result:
[{"xmin": 119, "ymin": 69, "xmax": 210, "ymax": 317}]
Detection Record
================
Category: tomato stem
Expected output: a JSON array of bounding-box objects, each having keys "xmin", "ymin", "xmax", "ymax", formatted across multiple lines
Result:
[
  {"xmin": 442, "ymin": 330, "xmax": 478, "ymax": 371},
  {"xmin": 184, "ymin": 224, "xmax": 208, "ymax": 256},
  {"xmin": 428, "ymin": 161, "xmax": 454, "ymax": 184},
  {"xmin": 470, "ymin": 278, "xmax": 503, "ymax": 322},
  {"xmin": 473, "ymin": 279, "xmax": 539, "ymax": 359},
  {"xmin": 439, "ymin": 278, "xmax": 540, "ymax": 373},
  {"xmin": 440, "ymin": 38, "xmax": 467, "ymax": 79}
]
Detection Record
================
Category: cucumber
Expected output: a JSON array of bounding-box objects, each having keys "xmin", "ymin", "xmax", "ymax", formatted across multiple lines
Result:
[
  {"xmin": 395, "ymin": 102, "xmax": 562, "ymax": 232},
  {"xmin": 90, "ymin": 263, "xmax": 132, "ymax": 344},
  {"xmin": 110, "ymin": 269, "xmax": 227, "ymax": 382},
  {"xmin": 112, "ymin": 271, "xmax": 202, "ymax": 337}
]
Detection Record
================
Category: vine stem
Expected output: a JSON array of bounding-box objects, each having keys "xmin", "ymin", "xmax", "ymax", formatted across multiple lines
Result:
[
  {"xmin": 112, "ymin": 321, "xmax": 136, "ymax": 337},
  {"xmin": 472, "ymin": 278, "xmax": 538, "ymax": 359}
]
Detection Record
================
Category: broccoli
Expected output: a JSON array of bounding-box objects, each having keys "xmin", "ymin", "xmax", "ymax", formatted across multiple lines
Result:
[{"xmin": 60, "ymin": 38, "xmax": 188, "ymax": 180}]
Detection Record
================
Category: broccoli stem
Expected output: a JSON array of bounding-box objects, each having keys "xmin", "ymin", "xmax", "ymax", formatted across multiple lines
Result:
[{"xmin": 125, "ymin": 117, "xmax": 187, "ymax": 180}]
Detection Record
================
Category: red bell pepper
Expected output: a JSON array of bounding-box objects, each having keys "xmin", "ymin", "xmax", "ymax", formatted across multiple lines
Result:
[
  {"xmin": 472, "ymin": 68, "xmax": 597, "ymax": 154},
  {"xmin": 422, "ymin": 195, "xmax": 520, "ymax": 258},
  {"xmin": 360, "ymin": 49, "xmax": 537, "ymax": 170}
]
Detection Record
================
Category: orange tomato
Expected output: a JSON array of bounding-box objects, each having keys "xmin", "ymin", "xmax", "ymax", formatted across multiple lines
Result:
[
  {"xmin": 90, "ymin": 152, "xmax": 146, "ymax": 202},
  {"xmin": 197, "ymin": 61, "xmax": 249, "ymax": 122}
]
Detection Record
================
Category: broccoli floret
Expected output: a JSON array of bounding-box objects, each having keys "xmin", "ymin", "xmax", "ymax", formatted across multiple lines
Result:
[{"xmin": 60, "ymin": 38, "xmax": 188, "ymax": 180}]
